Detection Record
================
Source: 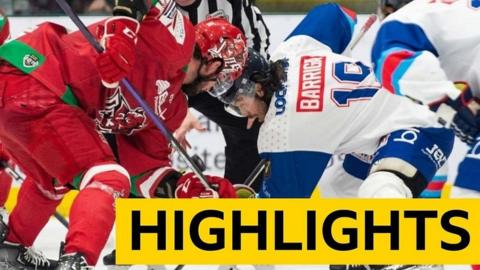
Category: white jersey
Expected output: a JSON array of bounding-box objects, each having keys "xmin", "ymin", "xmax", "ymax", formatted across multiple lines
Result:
[
  {"xmin": 257, "ymin": 34, "xmax": 440, "ymax": 197},
  {"xmin": 371, "ymin": 0, "xmax": 480, "ymax": 104}
]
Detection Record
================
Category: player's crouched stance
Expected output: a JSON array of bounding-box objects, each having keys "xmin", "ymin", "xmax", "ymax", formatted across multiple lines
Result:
[
  {"xmin": 0, "ymin": 1, "xmax": 238, "ymax": 269},
  {"xmin": 216, "ymin": 3, "xmax": 454, "ymax": 200}
]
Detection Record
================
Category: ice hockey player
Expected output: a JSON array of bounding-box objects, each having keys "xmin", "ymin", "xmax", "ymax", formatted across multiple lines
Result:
[
  {"xmin": 371, "ymin": 0, "xmax": 480, "ymax": 198},
  {"xmin": 174, "ymin": 0, "xmax": 270, "ymax": 195},
  {"xmin": 217, "ymin": 2, "xmax": 454, "ymax": 199},
  {"xmin": 102, "ymin": 15, "xmax": 250, "ymax": 268},
  {"xmin": 216, "ymin": 4, "xmax": 452, "ymax": 270},
  {"xmin": 0, "ymin": 0, "xmax": 239, "ymax": 269}
]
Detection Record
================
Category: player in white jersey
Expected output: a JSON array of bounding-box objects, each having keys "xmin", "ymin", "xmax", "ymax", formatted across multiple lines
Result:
[
  {"xmin": 215, "ymin": 3, "xmax": 454, "ymax": 199},
  {"xmin": 371, "ymin": 0, "xmax": 480, "ymax": 198}
]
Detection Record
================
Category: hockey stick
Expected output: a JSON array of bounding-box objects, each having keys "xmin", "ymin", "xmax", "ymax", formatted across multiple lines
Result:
[
  {"xmin": 54, "ymin": 0, "xmax": 214, "ymax": 192},
  {"xmin": 243, "ymin": 159, "xmax": 267, "ymax": 186},
  {"xmin": 349, "ymin": 14, "xmax": 377, "ymax": 50},
  {"xmin": 1, "ymin": 161, "xmax": 70, "ymax": 228}
]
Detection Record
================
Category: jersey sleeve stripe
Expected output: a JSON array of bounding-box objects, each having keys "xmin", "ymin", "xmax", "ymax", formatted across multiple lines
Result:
[{"xmin": 376, "ymin": 48, "xmax": 417, "ymax": 95}]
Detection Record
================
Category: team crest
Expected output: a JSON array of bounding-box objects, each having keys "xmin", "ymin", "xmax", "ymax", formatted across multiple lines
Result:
[
  {"xmin": 23, "ymin": 54, "xmax": 39, "ymax": 68},
  {"xmin": 96, "ymin": 88, "xmax": 147, "ymax": 135}
]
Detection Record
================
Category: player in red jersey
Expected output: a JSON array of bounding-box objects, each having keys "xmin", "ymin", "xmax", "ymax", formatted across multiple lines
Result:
[{"xmin": 0, "ymin": 1, "xmax": 245, "ymax": 269}]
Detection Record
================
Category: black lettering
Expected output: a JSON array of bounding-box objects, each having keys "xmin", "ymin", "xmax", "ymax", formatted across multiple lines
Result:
[
  {"xmin": 404, "ymin": 210, "xmax": 437, "ymax": 250},
  {"xmin": 322, "ymin": 210, "xmax": 357, "ymax": 251},
  {"xmin": 307, "ymin": 210, "xmax": 316, "ymax": 250},
  {"xmin": 174, "ymin": 211, "xmax": 183, "ymax": 250},
  {"xmin": 131, "ymin": 210, "xmax": 166, "ymax": 250},
  {"xmin": 275, "ymin": 211, "xmax": 302, "ymax": 250},
  {"xmin": 441, "ymin": 210, "xmax": 469, "ymax": 251},
  {"xmin": 365, "ymin": 210, "xmax": 399, "ymax": 250},
  {"xmin": 190, "ymin": 210, "xmax": 225, "ymax": 251},
  {"xmin": 232, "ymin": 210, "xmax": 267, "ymax": 250}
]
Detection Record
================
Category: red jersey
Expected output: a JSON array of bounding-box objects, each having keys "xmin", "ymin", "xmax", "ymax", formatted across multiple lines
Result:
[{"xmin": 0, "ymin": 1, "xmax": 195, "ymax": 176}]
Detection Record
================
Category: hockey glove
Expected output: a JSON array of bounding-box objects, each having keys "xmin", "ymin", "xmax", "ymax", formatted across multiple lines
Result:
[
  {"xmin": 175, "ymin": 172, "xmax": 237, "ymax": 198},
  {"xmin": 430, "ymin": 82, "xmax": 480, "ymax": 145},
  {"xmin": 96, "ymin": 16, "xmax": 140, "ymax": 88}
]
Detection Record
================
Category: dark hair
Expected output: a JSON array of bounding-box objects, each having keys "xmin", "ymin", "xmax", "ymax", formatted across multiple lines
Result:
[
  {"xmin": 193, "ymin": 43, "xmax": 202, "ymax": 60},
  {"xmin": 258, "ymin": 59, "xmax": 287, "ymax": 105}
]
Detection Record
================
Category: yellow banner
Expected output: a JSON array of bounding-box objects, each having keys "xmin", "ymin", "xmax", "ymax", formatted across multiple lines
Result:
[{"xmin": 115, "ymin": 198, "xmax": 480, "ymax": 265}]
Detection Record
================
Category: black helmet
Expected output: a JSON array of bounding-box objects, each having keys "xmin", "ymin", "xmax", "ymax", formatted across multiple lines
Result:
[
  {"xmin": 378, "ymin": 0, "xmax": 412, "ymax": 18},
  {"xmin": 219, "ymin": 48, "xmax": 271, "ymax": 105}
]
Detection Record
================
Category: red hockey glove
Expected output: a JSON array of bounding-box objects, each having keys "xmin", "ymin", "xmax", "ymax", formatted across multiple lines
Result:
[
  {"xmin": 175, "ymin": 172, "xmax": 237, "ymax": 198},
  {"xmin": 96, "ymin": 16, "xmax": 140, "ymax": 88}
]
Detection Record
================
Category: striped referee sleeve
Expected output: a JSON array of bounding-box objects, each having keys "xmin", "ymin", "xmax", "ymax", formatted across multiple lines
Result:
[
  {"xmin": 176, "ymin": 0, "xmax": 270, "ymax": 58},
  {"xmin": 241, "ymin": 0, "xmax": 270, "ymax": 58}
]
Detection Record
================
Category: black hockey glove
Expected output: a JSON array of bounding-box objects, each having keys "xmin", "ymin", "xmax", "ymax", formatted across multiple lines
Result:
[{"xmin": 430, "ymin": 82, "xmax": 480, "ymax": 145}]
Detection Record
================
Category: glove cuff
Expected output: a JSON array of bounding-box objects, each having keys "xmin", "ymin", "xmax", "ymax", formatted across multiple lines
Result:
[
  {"xmin": 154, "ymin": 169, "xmax": 182, "ymax": 198},
  {"xmin": 135, "ymin": 167, "xmax": 181, "ymax": 198}
]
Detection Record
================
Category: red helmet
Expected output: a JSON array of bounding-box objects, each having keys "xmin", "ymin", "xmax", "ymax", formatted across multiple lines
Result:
[
  {"xmin": 0, "ymin": 9, "xmax": 9, "ymax": 45},
  {"xmin": 195, "ymin": 17, "xmax": 248, "ymax": 96}
]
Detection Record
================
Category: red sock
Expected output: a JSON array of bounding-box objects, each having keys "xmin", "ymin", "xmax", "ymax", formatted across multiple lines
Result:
[
  {"xmin": 7, "ymin": 177, "xmax": 61, "ymax": 246},
  {"xmin": 64, "ymin": 169, "xmax": 129, "ymax": 265}
]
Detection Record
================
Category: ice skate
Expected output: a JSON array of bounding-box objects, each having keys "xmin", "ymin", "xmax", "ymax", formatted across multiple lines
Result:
[
  {"xmin": 0, "ymin": 216, "xmax": 57, "ymax": 269},
  {"xmin": 0, "ymin": 241, "xmax": 57, "ymax": 270},
  {"xmin": 56, "ymin": 252, "xmax": 93, "ymax": 270}
]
